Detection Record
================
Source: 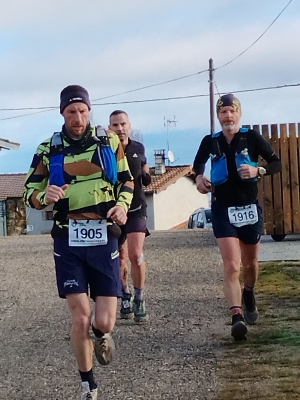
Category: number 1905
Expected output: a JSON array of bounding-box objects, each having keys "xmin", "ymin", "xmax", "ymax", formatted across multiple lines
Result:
[{"xmin": 74, "ymin": 228, "xmax": 102, "ymax": 239}]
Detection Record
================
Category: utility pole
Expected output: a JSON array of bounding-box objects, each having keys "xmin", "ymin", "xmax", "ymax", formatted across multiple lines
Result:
[{"xmin": 208, "ymin": 58, "xmax": 215, "ymax": 135}]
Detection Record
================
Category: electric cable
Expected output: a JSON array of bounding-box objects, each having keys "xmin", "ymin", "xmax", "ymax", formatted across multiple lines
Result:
[
  {"xmin": 215, "ymin": 0, "xmax": 293, "ymax": 71},
  {"xmin": 0, "ymin": 82, "xmax": 300, "ymax": 121}
]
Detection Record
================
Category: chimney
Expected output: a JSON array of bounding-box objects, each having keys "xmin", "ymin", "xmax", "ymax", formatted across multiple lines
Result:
[{"xmin": 154, "ymin": 149, "xmax": 166, "ymax": 175}]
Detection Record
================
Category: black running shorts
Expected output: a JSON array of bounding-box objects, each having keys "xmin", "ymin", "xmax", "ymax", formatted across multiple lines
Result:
[{"xmin": 211, "ymin": 200, "xmax": 263, "ymax": 245}]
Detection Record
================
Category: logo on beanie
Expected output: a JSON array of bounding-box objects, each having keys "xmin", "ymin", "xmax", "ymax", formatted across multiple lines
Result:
[
  {"xmin": 60, "ymin": 84, "xmax": 91, "ymax": 114},
  {"xmin": 69, "ymin": 97, "xmax": 83, "ymax": 103}
]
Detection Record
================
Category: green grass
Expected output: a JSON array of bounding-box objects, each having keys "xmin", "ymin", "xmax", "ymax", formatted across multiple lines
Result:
[
  {"xmin": 214, "ymin": 261, "xmax": 300, "ymax": 400},
  {"xmin": 257, "ymin": 262, "xmax": 300, "ymax": 297}
]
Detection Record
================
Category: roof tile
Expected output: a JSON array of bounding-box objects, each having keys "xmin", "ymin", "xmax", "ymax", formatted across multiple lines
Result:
[
  {"xmin": 0, "ymin": 173, "xmax": 27, "ymax": 200},
  {"xmin": 145, "ymin": 165, "xmax": 193, "ymax": 194}
]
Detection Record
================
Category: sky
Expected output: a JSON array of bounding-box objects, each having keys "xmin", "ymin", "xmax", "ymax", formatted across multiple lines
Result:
[{"xmin": 0, "ymin": 0, "xmax": 299, "ymax": 173}]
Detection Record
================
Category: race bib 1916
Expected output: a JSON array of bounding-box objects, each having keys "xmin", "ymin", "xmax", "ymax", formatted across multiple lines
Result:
[{"xmin": 228, "ymin": 204, "xmax": 258, "ymax": 227}]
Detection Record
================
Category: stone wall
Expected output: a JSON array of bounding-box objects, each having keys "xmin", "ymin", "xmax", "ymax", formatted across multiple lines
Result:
[{"xmin": 6, "ymin": 198, "xmax": 26, "ymax": 236}]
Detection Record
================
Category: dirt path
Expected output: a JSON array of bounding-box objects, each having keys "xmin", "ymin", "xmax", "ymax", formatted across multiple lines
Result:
[{"xmin": 0, "ymin": 230, "xmax": 227, "ymax": 400}]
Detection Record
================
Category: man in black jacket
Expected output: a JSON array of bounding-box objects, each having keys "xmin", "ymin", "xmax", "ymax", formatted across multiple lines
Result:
[
  {"xmin": 193, "ymin": 94, "xmax": 282, "ymax": 341},
  {"xmin": 109, "ymin": 110, "xmax": 151, "ymax": 322}
]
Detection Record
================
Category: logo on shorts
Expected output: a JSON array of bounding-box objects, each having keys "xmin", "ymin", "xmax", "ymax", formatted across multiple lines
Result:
[
  {"xmin": 111, "ymin": 250, "xmax": 119, "ymax": 260},
  {"xmin": 64, "ymin": 279, "xmax": 79, "ymax": 288}
]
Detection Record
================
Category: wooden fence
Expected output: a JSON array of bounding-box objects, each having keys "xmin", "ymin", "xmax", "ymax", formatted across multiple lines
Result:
[{"xmin": 252, "ymin": 123, "xmax": 300, "ymax": 237}]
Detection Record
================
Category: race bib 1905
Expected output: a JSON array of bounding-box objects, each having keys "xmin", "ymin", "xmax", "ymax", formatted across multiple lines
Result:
[
  {"xmin": 69, "ymin": 219, "xmax": 108, "ymax": 247},
  {"xmin": 228, "ymin": 204, "xmax": 258, "ymax": 227}
]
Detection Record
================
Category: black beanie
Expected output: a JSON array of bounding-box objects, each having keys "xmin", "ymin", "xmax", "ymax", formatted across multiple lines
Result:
[{"xmin": 60, "ymin": 85, "xmax": 91, "ymax": 114}]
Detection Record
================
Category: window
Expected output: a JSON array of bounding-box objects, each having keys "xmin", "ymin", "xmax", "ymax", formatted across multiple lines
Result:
[{"xmin": 44, "ymin": 210, "xmax": 54, "ymax": 220}]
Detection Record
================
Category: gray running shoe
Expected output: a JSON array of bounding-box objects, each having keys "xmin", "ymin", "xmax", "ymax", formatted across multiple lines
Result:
[
  {"xmin": 132, "ymin": 299, "xmax": 149, "ymax": 323},
  {"xmin": 231, "ymin": 313, "xmax": 247, "ymax": 341},
  {"xmin": 94, "ymin": 333, "xmax": 115, "ymax": 365},
  {"xmin": 80, "ymin": 381, "xmax": 98, "ymax": 400},
  {"xmin": 120, "ymin": 296, "xmax": 133, "ymax": 319},
  {"xmin": 243, "ymin": 289, "xmax": 259, "ymax": 325}
]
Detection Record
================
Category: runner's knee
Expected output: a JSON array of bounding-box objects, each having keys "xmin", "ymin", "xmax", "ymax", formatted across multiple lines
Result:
[
  {"xmin": 129, "ymin": 252, "xmax": 144, "ymax": 266},
  {"xmin": 72, "ymin": 314, "xmax": 91, "ymax": 335},
  {"xmin": 137, "ymin": 252, "xmax": 144, "ymax": 265},
  {"xmin": 223, "ymin": 261, "xmax": 241, "ymax": 276},
  {"xmin": 94, "ymin": 314, "xmax": 115, "ymax": 333}
]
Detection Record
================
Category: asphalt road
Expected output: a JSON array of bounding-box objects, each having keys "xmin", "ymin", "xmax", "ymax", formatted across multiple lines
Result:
[{"xmin": 259, "ymin": 234, "xmax": 300, "ymax": 261}]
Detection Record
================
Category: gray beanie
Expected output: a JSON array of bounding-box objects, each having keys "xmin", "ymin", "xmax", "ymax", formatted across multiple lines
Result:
[{"xmin": 60, "ymin": 85, "xmax": 91, "ymax": 114}]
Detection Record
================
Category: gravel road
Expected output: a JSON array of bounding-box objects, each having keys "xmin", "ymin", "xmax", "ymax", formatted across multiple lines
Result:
[{"xmin": 0, "ymin": 230, "xmax": 229, "ymax": 400}]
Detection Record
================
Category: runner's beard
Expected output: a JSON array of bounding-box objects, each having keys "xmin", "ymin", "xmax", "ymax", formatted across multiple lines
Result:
[{"xmin": 222, "ymin": 123, "xmax": 238, "ymax": 133}]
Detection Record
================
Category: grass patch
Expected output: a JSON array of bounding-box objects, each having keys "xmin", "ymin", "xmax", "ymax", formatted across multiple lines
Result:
[
  {"xmin": 257, "ymin": 261, "xmax": 300, "ymax": 297},
  {"xmin": 214, "ymin": 261, "xmax": 300, "ymax": 400},
  {"xmin": 250, "ymin": 325, "xmax": 300, "ymax": 347}
]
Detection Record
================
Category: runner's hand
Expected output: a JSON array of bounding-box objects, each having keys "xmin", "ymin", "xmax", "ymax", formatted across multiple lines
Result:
[
  {"xmin": 196, "ymin": 175, "xmax": 211, "ymax": 194},
  {"xmin": 107, "ymin": 205, "xmax": 127, "ymax": 225},
  {"xmin": 45, "ymin": 184, "xmax": 68, "ymax": 204},
  {"xmin": 238, "ymin": 164, "xmax": 258, "ymax": 179}
]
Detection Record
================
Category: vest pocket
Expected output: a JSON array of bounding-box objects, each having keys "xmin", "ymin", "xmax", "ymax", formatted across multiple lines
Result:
[{"xmin": 211, "ymin": 155, "xmax": 228, "ymax": 186}]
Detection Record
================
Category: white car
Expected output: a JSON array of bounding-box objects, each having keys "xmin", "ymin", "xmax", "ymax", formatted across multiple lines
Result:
[{"xmin": 188, "ymin": 207, "xmax": 212, "ymax": 229}]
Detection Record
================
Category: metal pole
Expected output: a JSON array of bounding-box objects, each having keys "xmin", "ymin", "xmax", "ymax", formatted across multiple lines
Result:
[{"xmin": 209, "ymin": 58, "xmax": 215, "ymax": 135}]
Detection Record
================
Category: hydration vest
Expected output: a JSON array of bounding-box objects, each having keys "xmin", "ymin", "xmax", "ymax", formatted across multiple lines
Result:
[
  {"xmin": 49, "ymin": 126, "xmax": 118, "ymax": 187},
  {"xmin": 210, "ymin": 127, "xmax": 258, "ymax": 186}
]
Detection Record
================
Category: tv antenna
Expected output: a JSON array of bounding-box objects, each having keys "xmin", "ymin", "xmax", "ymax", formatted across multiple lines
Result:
[{"xmin": 164, "ymin": 115, "xmax": 177, "ymax": 165}]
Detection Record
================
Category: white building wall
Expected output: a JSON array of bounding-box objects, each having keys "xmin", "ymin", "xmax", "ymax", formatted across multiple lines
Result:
[
  {"xmin": 146, "ymin": 195, "xmax": 155, "ymax": 230},
  {"xmin": 26, "ymin": 207, "xmax": 53, "ymax": 235},
  {"xmin": 148, "ymin": 177, "xmax": 209, "ymax": 230}
]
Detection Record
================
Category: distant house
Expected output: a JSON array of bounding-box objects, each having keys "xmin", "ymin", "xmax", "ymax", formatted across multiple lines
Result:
[
  {"xmin": 0, "ymin": 173, "xmax": 53, "ymax": 236},
  {"xmin": 145, "ymin": 152, "xmax": 209, "ymax": 230},
  {"xmin": 0, "ymin": 173, "xmax": 27, "ymax": 236}
]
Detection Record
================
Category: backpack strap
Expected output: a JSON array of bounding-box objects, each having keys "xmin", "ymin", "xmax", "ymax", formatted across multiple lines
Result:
[
  {"xmin": 51, "ymin": 131, "xmax": 64, "ymax": 149},
  {"xmin": 236, "ymin": 127, "xmax": 249, "ymax": 154},
  {"xmin": 49, "ymin": 132, "xmax": 65, "ymax": 186},
  {"xmin": 211, "ymin": 131, "xmax": 223, "ymax": 158},
  {"xmin": 94, "ymin": 126, "xmax": 118, "ymax": 185}
]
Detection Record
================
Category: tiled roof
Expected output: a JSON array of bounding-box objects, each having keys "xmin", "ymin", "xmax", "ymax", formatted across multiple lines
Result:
[
  {"xmin": 0, "ymin": 173, "xmax": 27, "ymax": 200},
  {"xmin": 171, "ymin": 220, "xmax": 188, "ymax": 229},
  {"xmin": 145, "ymin": 165, "xmax": 193, "ymax": 194}
]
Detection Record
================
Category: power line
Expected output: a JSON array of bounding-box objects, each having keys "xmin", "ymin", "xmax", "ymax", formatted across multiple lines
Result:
[
  {"xmin": 94, "ymin": 82, "xmax": 300, "ymax": 104},
  {"xmin": 215, "ymin": 0, "xmax": 293, "ymax": 71},
  {"xmin": 0, "ymin": 108, "xmax": 57, "ymax": 121},
  {"xmin": 0, "ymin": 82, "xmax": 299, "ymax": 121},
  {"xmin": 0, "ymin": 1, "xmax": 292, "ymax": 117},
  {"xmin": 91, "ymin": 69, "xmax": 208, "ymax": 102},
  {"xmin": 0, "ymin": 1, "xmax": 294, "ymax": 121},
  {"xmin": 93, "ymin": 83, "xmax": 300, "ymax": 105},
  {"xmin": 69, "ymin": 0, "xmax": 295, "ymax": 103}
]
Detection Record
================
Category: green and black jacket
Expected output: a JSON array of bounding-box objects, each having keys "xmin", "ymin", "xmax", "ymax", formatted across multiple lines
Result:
[{"xmin": 24, "ymin": 125, "xmax": 134, "ymax": 237}]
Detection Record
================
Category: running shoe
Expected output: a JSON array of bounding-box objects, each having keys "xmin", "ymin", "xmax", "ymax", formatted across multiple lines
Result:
[
  {"xmin": 243, "ymin": 289, "xmax": 259, "ymax": 325},
  {"xmin": 120, "ymin": 295, "xmax": 133, "ymax": 319},
  {"xmin": 231, "ymin": 313, "xmax": 247, "ymax": 341},
  {"xmin": 80, "ymin": 381, "xmax": 98, "ymax": 400},
  {"xmin": 94, "ymin": 333, "xmax": 115, "ymax": 365},
  {"xmin": 132, "ymin": 299, "xmax": 149, "ymax": 323}
]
